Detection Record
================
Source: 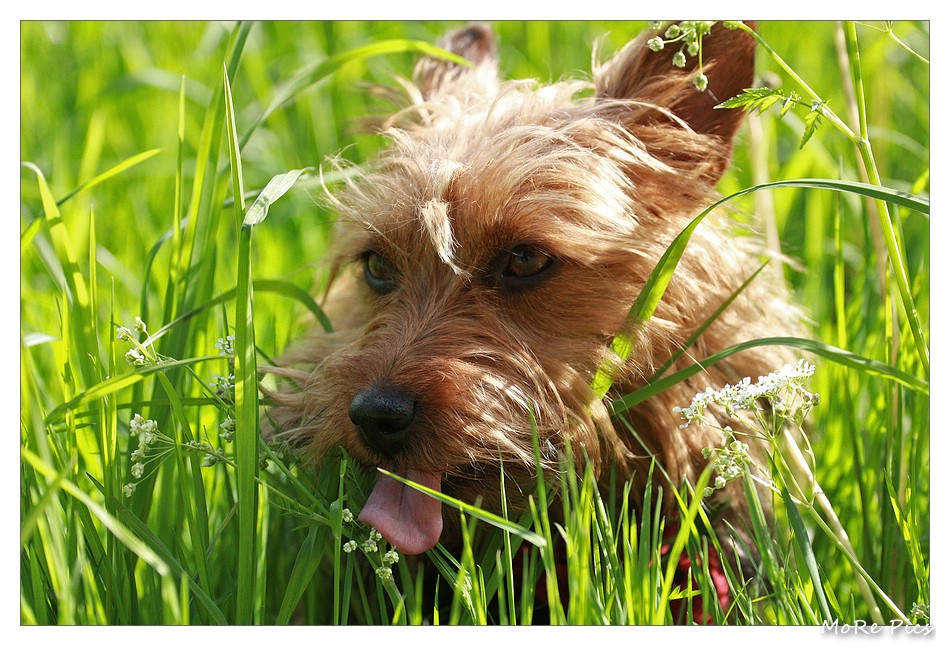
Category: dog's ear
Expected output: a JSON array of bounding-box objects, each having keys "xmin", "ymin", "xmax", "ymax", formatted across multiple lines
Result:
[
  {"xmin": 594, "ymin": 21, "xmax": 756, "ymax": 153},
  {"xmin": 414, "ymin": 23, "xmax": 499, "ymax": 100}
]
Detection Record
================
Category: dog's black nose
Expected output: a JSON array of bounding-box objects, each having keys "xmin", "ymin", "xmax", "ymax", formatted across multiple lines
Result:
[{"xmin": 348, "ymin": 383, "xmax": 416, "ymax": 457}]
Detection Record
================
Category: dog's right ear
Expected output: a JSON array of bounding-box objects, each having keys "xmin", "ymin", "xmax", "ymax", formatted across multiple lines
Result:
[
  {"xmin": 414, "ymin": 23, "xmax": 499, "ymax": 100},
  {"xmin": 594, "ymin": 22, "xmax": 756, "ymax": 141},
  {"xmin": 592, "ymin": 21, "xmax": 756, "ymax": 188}
]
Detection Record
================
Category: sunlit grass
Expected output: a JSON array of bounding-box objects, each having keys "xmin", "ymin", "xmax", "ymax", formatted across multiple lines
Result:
[{"xmin": 20, "ymin": 20, "xmax": 929, "ymax": 626}]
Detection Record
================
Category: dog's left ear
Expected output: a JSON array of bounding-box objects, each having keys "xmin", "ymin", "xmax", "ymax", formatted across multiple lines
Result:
[
  {"xmin": 594, "ymin": 22, "xmax": 756, "ymax": 175},
  {"xmin": 415, "ymin": 23, "xmax": 500, "ymax": 100}
]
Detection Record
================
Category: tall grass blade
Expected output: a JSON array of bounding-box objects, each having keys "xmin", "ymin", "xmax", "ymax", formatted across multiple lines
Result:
[
  {"xmin": 172, "ymin": 21, "xmax": 252, "ymax": 336},
  {"xmin": 883, "ymin": 473, "xmax": 929, "ymax": 597},
  {"xmin": 654, "ymin": 468, "xmax": 712, "ymax": 624},
  {"xmin": 244, "ymin": 168, "xmax": 311, "ymax": 227},
  {"xmin": 44, "ymin": 356, "xmax": 218, "ymax": 425},
  {"xmin": 224, "ymin": 61, "xmax": 261, "ymax": 625},
  {"xmin": 155, "ymin": 372, "xmax": 213, "ymax": 598},
  {"xmin": 593, "ymin": 176, "xmax": 928, "ymax": 399},
  {"xmin": 22, "ymin": 161, "xmax": 100, "ymax": 384},
  {"xmin": 240, "ymin": 40, "xmax": 468, "ymax": 147},
  {"xmin": 54, "ymin": 149, "xmax": 161, "ymax": 208},
  {"xmin": 781, "ymin": 483, "xmax": 833, "ymax": 621},
  {"xmin": 147, "ymin": 279, "xmax": 334, "ymax": 342},
  {"xmin": 104, "ymin": 494, "xmax": 229, "ymax": 625},
  {"xmin": 373, "ymin": 467, "xmax": 546, "ymax": 547},
  {"xmin": 842, "ymin": 21, "xmax": 929, "ymax": 376},
  {"xmin": 612, "ymin": 335, "xmax": 928, "ymax": 415},
  {"xmin": 649, "ymin": 261, "xmax": 768, "ymax": 382},
  {"xmin": 22, "ymin": 448, "xmax": 169, "ymax": 577}
]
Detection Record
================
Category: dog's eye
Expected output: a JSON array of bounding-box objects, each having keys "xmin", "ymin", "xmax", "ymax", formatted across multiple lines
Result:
[
  {"xmin": 363, "ymin": 251, "xmax": 398, "ymax": 294},
  {"xmin": 503, "ymin": 245, "xmax": 552, "ymax": 278},
  {"xmin": 491, "ymin": 244, "xmax": 555, "ymax": 290}
]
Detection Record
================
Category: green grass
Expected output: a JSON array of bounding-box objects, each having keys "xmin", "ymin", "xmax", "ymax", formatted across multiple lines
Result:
[{"xmin": 20, "ymin": 20, "xmax": 929, "ymax": 626}]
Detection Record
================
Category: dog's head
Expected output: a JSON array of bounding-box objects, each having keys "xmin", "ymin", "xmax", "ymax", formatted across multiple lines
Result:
[{"xmin": 271, "ymin": 22, "xmax": 758, "ymax": 554}]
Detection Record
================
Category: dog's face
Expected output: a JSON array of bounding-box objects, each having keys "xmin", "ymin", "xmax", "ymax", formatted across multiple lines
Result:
[{"xmin": 272, "ymin": 23, "xmax": 760, "ymax": 554}]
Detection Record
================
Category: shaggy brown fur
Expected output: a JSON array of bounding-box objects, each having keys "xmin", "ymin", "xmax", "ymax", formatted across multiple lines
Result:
[{"xmin": 266, "ymin": 22, "xmax": 800, "ymax": 557}]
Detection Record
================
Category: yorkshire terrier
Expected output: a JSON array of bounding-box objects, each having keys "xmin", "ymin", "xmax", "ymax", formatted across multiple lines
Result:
[{"xmin": 267, "ymin": 21, "xmax": 799, "ymax": 574}]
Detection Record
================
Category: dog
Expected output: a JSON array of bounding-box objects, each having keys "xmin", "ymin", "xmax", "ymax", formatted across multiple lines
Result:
[{"xmin": 266, "ymin": 21, "xmax": 800, "ymax": 573}]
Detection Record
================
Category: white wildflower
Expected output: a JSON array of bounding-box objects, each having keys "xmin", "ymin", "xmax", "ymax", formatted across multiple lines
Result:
[
  {"xmin": 129, "ymin": 413, "xmax": 159, "ymax": 438},
  {"xmin": 214, "ymin": 334, "xmax": 235, "ymax": 357},
  {"xmin": 115, "ymin": 326, "xmax": 134, "ymax": 342},
  {"xmin": 674, "ymin": 359, "xmax": 817, "ymax": 428},
  {"xmin": 701, "ymin": 427, "xmax": 755, "ymax": 498},
  {"xmin": 213, "ymin": 373, "xmax": 235, "ymax": 401},
  {"xmin": 911, "ymin": 602, "xmax": 929, "ymax": 624},
  {"xmin": 219, "ymin": 417, "xmax": 236, "ymax": 443},
  {"xmin": 125, "ymin": 349, "xmax": 147, "ymax": 366},
  {"xmin": 675, "ymin": 361, "xmax": 820, "ymax": 500}
]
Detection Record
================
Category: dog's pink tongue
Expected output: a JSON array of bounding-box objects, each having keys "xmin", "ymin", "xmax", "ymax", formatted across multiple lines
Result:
[{"xmin": 359, "ymin": 468, "xmax": 443, "ymax": 555}]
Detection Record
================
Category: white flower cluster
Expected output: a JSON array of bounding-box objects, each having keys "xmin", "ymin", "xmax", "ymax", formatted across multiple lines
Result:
[
  {"xmin": 124, "ymin": 413, "xmax": 166, "ymax": 497},
  {"xmin": 644, "ymin": 20, "xmax": 731, "ymax": 90},
  {"xmin": 125, "ymin": 349, "xmax": 148, "ymax": 366},
  {"xmin": 340, "ymin": 513, "xmax": 400, "ymax": 581},
  {"xmin": 212, "ymin": 373, "xmax": 235, "ymax": 402},
  {"xmin": 675, "ymin": 360, "xmax": 820, "ymax": 499},
  {"xmin": 673, "ymin": 359, "xmax": 817, "ymax": 427},
  {"xmin": 130, "ymin": 413, "xmax": 160, "ymax": 443},
  {"xmin": 214, "ymin": 334, "xmax": 235, "ymax": 357},
  {"xmin": 362, "ymin": 530, "xmax": 382, "ymax": 553},
  {"xmin": 212, "ymin": 332, "xmax": 236, "ymax": 402},
  {"xmin": 219, "ymin": 417, "xmax": 236, "ymax": 443},
  {"xmin": 118, "ymin": 317, "xmax": 156, "ymax": 367},
  {"xmin": 911, "ymin": 602, "xmax": 929, "ymax": 624},
  {"xmin": 702, "ymin": 430, "xmax": 753, "ymax": 497}
]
